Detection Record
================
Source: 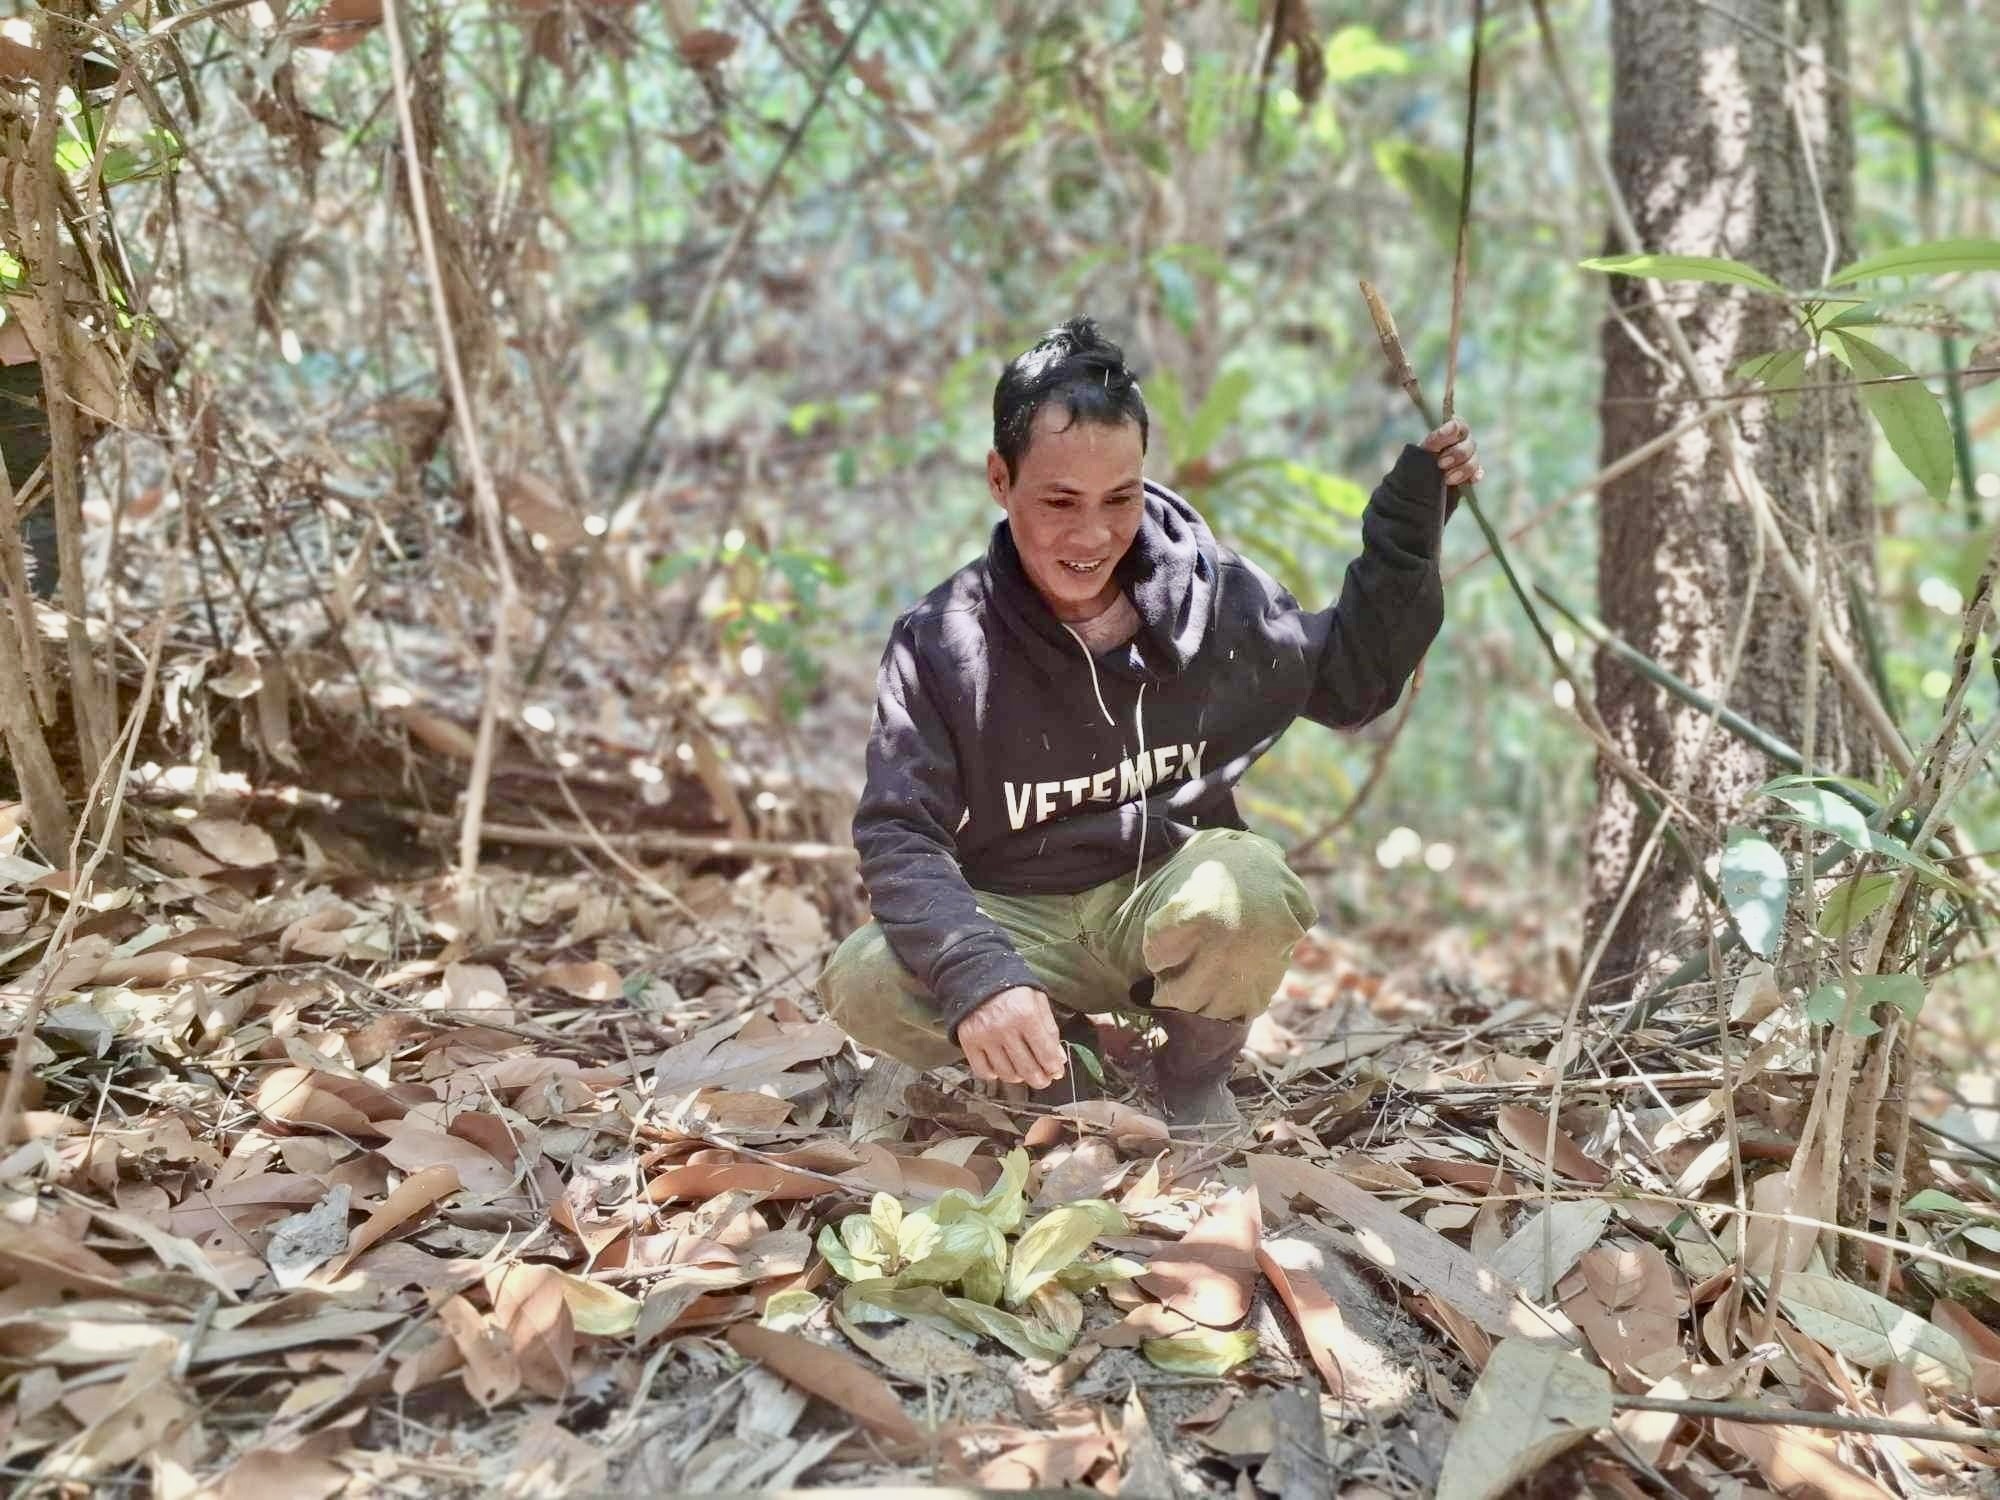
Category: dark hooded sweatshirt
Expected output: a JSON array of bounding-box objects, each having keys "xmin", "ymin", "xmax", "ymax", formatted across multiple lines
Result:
[{"xmin": 853, "ymin": 443, "xmax": 1453, "ymax": 1038}]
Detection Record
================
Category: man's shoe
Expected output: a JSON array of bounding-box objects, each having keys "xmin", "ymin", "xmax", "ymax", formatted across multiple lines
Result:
[
  {"xmin": 1159, "ymin": 1078, "xmax": 1246, "ymax": 1136},
  {"xmin": 1152, "ymin": 1009, "xmax": 1250, "ymax": 1140}
]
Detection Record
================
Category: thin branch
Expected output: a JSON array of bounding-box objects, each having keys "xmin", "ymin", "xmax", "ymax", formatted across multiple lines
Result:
[
  {"xmin": 1441, "ymin": 0, "xmax": 1483, "ymax": 424},
  {"xmin": 30, "ymin": 6, "xmax": 114, "ymax": 825},
  {"xmin": 1446, "ymin": 406, "xmax": 1716, "ymax": 583},
  {"xmin": 0, "ymin": 529, "xmax": 176, "ymax": 1144},
  {"xmin": 1286, "ymin": 686, "xmax": 1416, "ymax": 864},
  {"xmin": 391, "ymin": 807, "xmax": 857, "ymax": 864},
  {"xmin": 381, "ymin": 0, "xmax": 519, "ymax": 911},
  {"xmin": 1608, "ymin": 1394, "xmax": 2000, "ymax": 1448},
  {"xmin": 1597, "ymin": 363, "xmax": 2000, "ymax": 407}
]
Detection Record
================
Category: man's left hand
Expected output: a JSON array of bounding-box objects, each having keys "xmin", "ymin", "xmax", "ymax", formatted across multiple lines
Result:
[{"xmin": 1422, "ymin": 418, "xmax": 1483, "ymax": 489}]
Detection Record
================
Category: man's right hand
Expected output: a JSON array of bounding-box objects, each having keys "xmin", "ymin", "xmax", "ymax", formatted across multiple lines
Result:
[{"xmin": 958, "ymin": 986, "xmax": 1067, "ymax": 1088}]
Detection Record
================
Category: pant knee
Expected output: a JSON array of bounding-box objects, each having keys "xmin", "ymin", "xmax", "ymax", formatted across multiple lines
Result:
[
  {"xmin": 1155, "ymin": 832, "xmax": 1316, "ymax": 946},
  {"xmin": 1143, "ymin": 834, "xmax": 1314, "ymax": 1021},
  {"xmin": 818, "ymin": 924, "xmax": 960, "ymax": 1069}
]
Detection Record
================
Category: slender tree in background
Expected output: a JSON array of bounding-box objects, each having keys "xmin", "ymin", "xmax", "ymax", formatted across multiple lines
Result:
[{"xmin": 1586, "ymin": 0, "xmax": 1875, "ymax": 990}]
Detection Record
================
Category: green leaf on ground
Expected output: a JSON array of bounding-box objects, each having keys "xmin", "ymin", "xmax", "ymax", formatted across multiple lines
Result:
[
  {"xmin": 1141, "ymin": 1329, "xmax": 1259, "ymax": 1375},
  {"xmin": 1004, "ymin": 1201, "xmax": 1125, "ymax": 1306}
]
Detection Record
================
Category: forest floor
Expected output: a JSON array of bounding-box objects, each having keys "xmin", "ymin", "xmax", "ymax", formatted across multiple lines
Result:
[{"xmin": 0, "ymin": 798, "xmax": 1997, "ymax": 1499}]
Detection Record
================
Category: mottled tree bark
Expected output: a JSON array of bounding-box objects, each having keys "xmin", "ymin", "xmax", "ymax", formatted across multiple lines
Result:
[{"xmin": 1587, "ymin": 1, "xmax": 1874, "ymax": 992}]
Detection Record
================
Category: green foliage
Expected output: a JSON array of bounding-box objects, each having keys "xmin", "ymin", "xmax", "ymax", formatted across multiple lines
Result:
[
  {"xmin": 1580, "ymin": 237, "xmax": 1988, "ymax": 498},
  {"xmin": 1756, "ymin": 776, "xmax": 1964, "ymax": 894},
  {"xmin": 1825, "ymin": 237, "xmax": 2000, "ymax": 286},
  {"xmin": 1580, "ymin": 253, "xmax": 1785, "ymax": 295},
  {"xmin": 1805, "ymin": 972, "xmax": 1927, "ymax": 1036},
  {"xmin": 1818, "ymin": 872, "xmax": 1900, "ymax": 938},
  {"xmin": 649, "ymin": 538, "xmax": 846, "ymax": 716},
  {"xmin": 1142, "ymin": 1328, "xmax": 1260, "ymax": 1374},
  {"xmin": 1735, "ymin": 349, "xmax": 1809, "ymax": 418},
  {"xmin": 1181, "ymin": 369, "xmax": 1254, "ymax": 468},
  {"xmin": 1067, "ymin": 1040, "xmax": 1105, "ymax": 1084},
  {"xmin": 1822, "ymin": 329, "xmax": 1958, "ymax": 499},
  {"xmin": 1324, "ymin": 25, "xmax": 1411, "ymax": 83},
  {"xmin": 814, "ymin": 1150, "xmax": 1136, "ymax": 1365},
  {"xmin": 1717, "ymin": 830, "xmax": 1788, "ymax": 959}
]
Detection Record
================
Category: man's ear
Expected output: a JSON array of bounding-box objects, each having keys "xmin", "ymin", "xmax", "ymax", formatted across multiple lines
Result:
[{"xmin": 986, "ymin": 449, "xmax": 1010, "ymax": 508}]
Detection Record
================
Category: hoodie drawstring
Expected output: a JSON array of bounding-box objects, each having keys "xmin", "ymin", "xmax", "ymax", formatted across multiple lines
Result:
[
  {"xmin": 1120, "ymin": 681, "xmax": 1149, "ymax": 917},
  {"xmin": 1062, "ymin": 624, "xmax": 1118, "ymax": 728},
  {"xmin": 1062, "ymin": 625, "xmax": 1151, "ymax": 918}
]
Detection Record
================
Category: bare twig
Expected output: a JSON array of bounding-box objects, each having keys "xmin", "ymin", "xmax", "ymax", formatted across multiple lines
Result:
[
  {"xmin": 30, "ymin": 6, "xmax": 114, "ymax": 822},
  {"xmin": 1286, "ymin": 687, "xmax": 1417, "ymax": 864},
  {"xmin": 1608, "ymin": 1394, "xmax": 2000, "ymax": 1448},
  {"xmin": 1441, "ymin": 0, "xmax": 1483, "ymax": 424},
  {"xmin": 391, "ymin": 806, "xmax": 857, "ymax": 864},
  {"xmin": 382, "ymin": 0, "xmax": 519, "ymax": 914}
]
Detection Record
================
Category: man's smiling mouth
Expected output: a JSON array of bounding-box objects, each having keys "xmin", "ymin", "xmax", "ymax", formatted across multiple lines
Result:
[{"xmin": 1059, "ymin": 559, "xmax": 1106, "ymax": 575}]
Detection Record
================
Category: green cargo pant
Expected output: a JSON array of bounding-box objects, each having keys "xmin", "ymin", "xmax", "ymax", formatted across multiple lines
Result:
[{"xmin": 819, "ymin": 828, "xmax": 1316, "ymax": 1070}]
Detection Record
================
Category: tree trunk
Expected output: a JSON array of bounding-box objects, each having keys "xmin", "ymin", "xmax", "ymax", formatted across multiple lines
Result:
[{"xmin": 1586, "ymin": 0, "xmax": 1874, "ymax": 992}]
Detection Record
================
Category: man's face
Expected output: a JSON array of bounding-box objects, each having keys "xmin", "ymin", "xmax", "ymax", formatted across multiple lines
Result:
[{"xmin": 988, "ymin": 406, "xmax": 1145, "ymax": 623}]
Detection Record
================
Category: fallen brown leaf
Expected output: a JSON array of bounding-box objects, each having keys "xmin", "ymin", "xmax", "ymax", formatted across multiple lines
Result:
[
  {"xmin": 724, "ymin": 1322, "xmax": 920, "ymax": 1445},
  {"xmin": 438, "ymin": 1294, "xmax": 521, "ymax": 1408},
  {"xmin": 1248, "ymin": 1153, "xmax": 1575, "ymax": 1345},
  {"xmin": 1258, "ymin": 1234, "xmax": 1350, "ymax": 1394},
  {"xmin": 491, "ymin": 1264, "xmax": 574, "ymax": 1398},
  {"xmin": 1138, "ymin": 1186, "xmax": 1260, "ymax": 1328},
  {"xmin": 1715, "ymin": 1417, "xmax": 1895, "ymax": 1500},
  {"xmin": 1495, "ymin": 1105, "xmax": 1611, "ymax": 1186},
  {"xmin": 329, "ymin": 1164, "xmax": 461, "ymax": 1278}
]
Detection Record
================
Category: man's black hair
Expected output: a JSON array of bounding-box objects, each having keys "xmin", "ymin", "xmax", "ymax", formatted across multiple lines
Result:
[{"xmin": 992, "ymin": 316, "xmax": 1149, "ymax": 481}]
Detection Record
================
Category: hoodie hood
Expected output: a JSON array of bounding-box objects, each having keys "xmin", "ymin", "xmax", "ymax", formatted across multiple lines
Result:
[{"xmin": 986, "ymin": 482, "xmax": 1219, "ymax": 680}]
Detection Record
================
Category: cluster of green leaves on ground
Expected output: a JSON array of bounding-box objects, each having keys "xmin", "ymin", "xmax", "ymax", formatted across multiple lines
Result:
[{"xmin": 763, "ymin": 1149, "xmax": 1256, "ymax": 1375}]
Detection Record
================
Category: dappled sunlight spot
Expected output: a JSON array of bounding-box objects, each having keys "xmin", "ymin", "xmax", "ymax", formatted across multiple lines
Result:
[
  {"xmin": 1172, "ymin": 857, "xmax": 1244, "ymax": 926},
  {"xmin": 1353, "ymin": 1226, "xmax": 1396, "ymax": 1267},
  {"xmin": 1375, "ymin": 825, "xmax": 1422, "ymax": 869},
  {"xmin": 1917, "ymin": 575, "xmax": 1964, "ymax": 614}
]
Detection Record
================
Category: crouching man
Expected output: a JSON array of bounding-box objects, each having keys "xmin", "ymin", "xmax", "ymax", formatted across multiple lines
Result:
[{"xmin": 819, "ymin": 317, "xmax": 1478, "ymax": 1135}]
